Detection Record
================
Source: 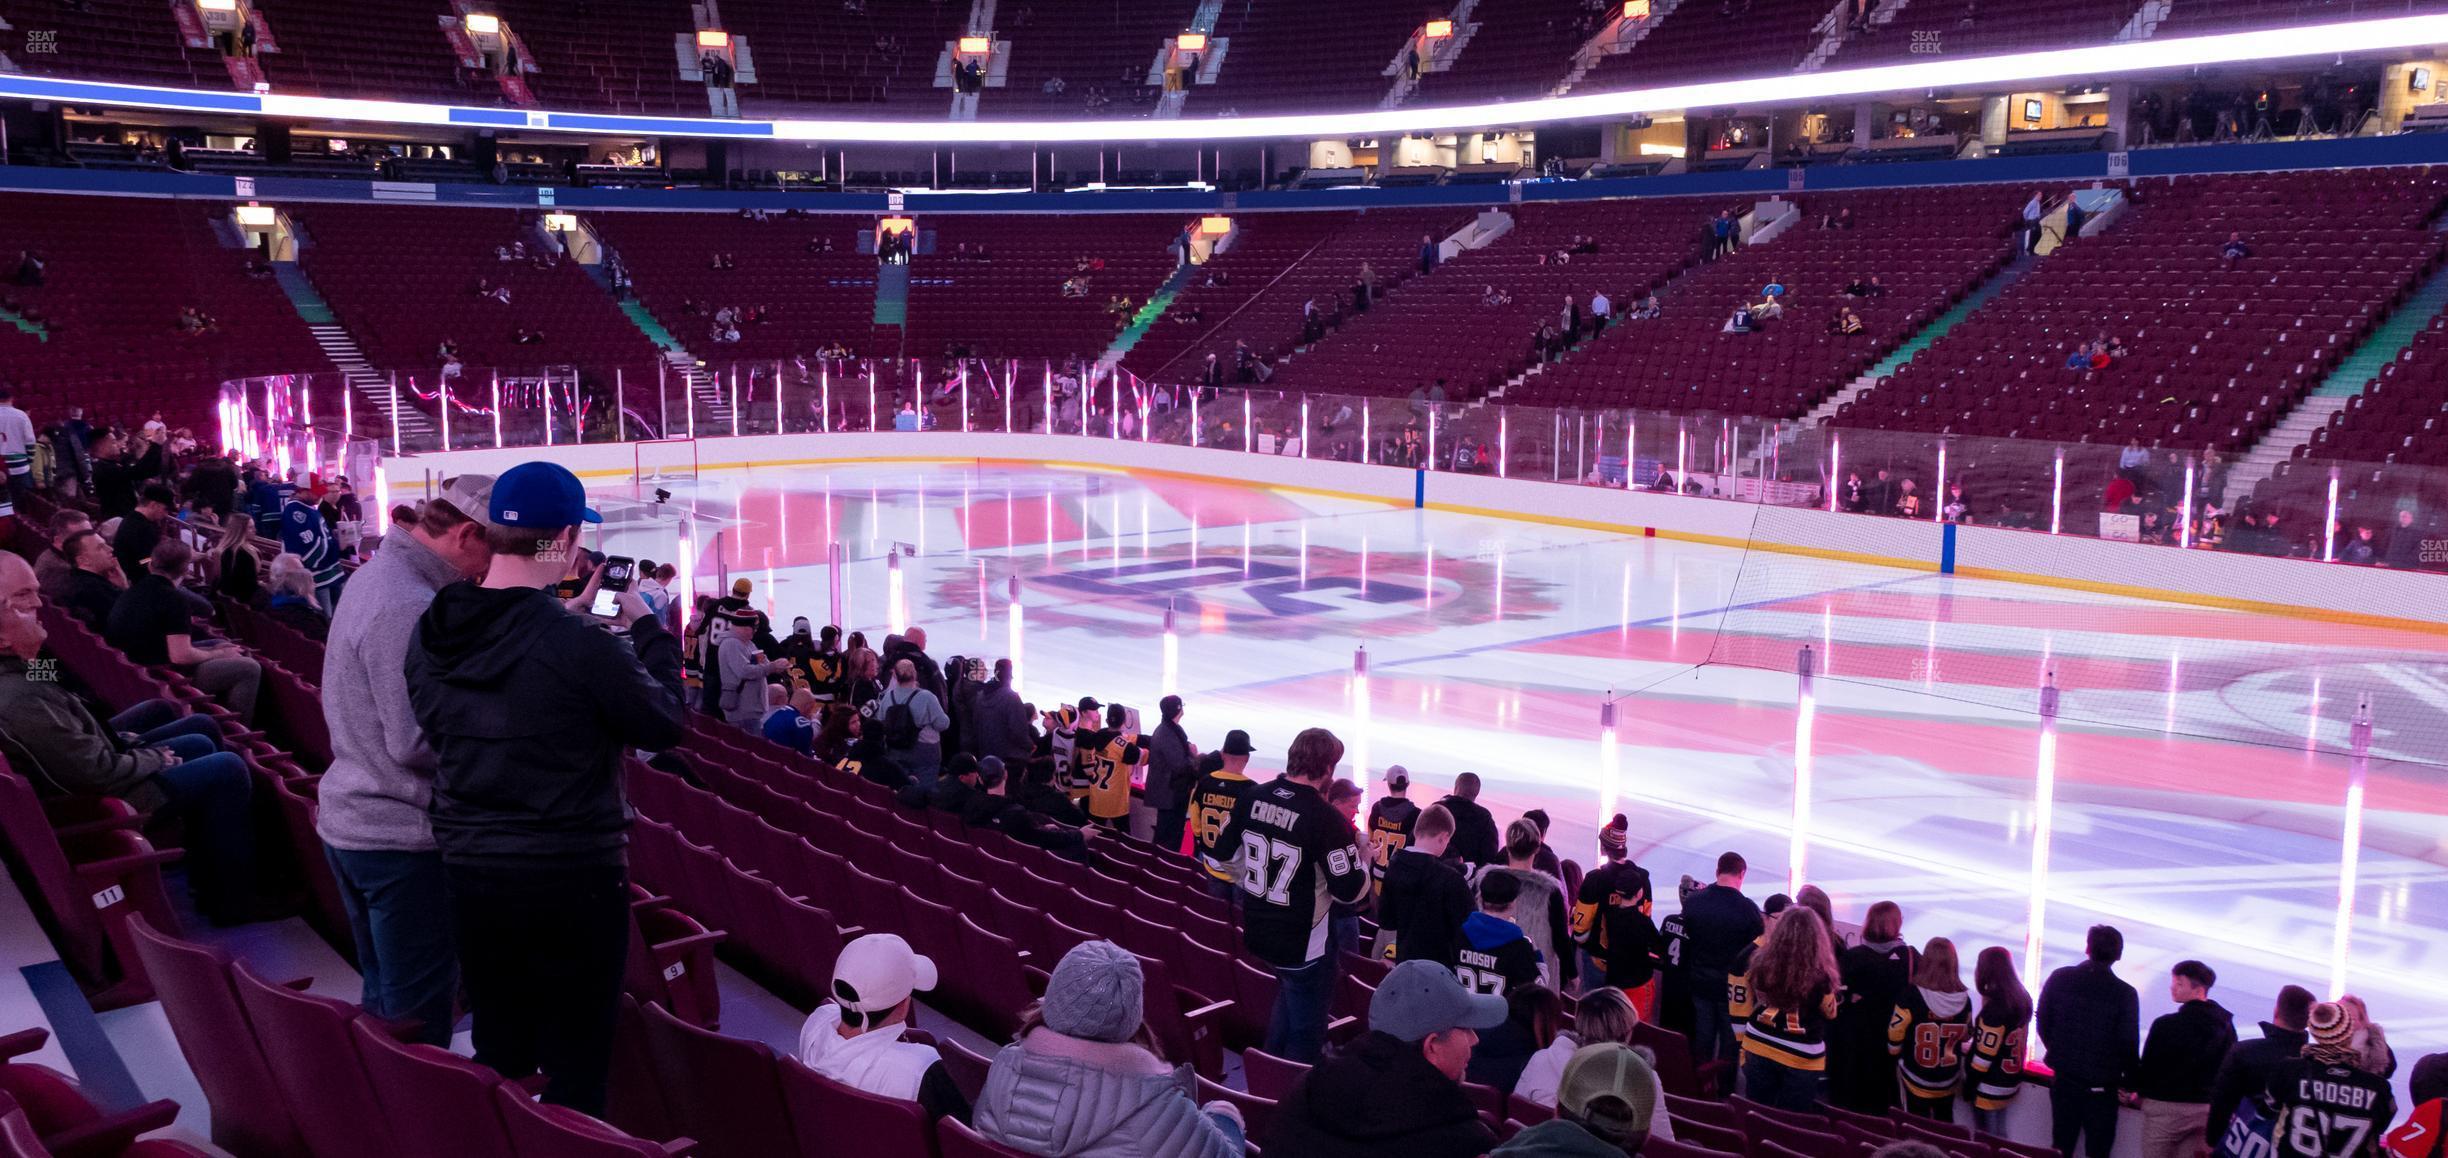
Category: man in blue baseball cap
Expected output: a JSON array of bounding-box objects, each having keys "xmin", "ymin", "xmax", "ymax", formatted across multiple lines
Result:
[{"xmin": 404, "ymin": 460, "xmax": 684, "ymax": 1115}]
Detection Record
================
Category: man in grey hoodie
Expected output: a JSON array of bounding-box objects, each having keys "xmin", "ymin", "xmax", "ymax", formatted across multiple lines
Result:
[
  {"xmin": 975, "ymin": 940, "xmax": 1245, "ymax": 1157},
  {"xmin": 315, "ymin": 475, "xmax": 497, "ymax": 1045}
]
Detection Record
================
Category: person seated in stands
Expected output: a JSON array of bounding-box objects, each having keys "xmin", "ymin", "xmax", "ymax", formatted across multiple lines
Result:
[
  {"xmin": 1831, "ymin": 307, "xmax": 1866, "ymax": 336},
  {"xmin": 1202, "ymin": 267, "xmax": 1229, "ymax": 288},
  {"xmin": 1752, "ymin": 295, "xmax": 1784, "ymax": 322},
  {"xmin": 2138, "ymin": 509, "xmax": 2170, "ymax": 545},
  {"xmin": 1573, "ymin": 234, "xmax": 1601, "ymax": 255},
  {"xmin": 488, "ymin": 283, "xmax": 512, "ymax": 306},
  {"xmin": 1061, "ymin": 276, "xmax": 1088, "ymax": 299},
  {"xmin": 763, "ymin": 685, "xmax": 816, "ymax": 753},
  {"xmin": 1845, "ymin": 275, "xmax": 1885, "ymax": 297},
  {"xmin": 1942, "ymin": 484, "xmax": 1970, "ymax": 524},
  {"xmin": 10, "ymin": 249, "xmax": 42, "ymax": 287},
  {"xmin": 0, "ymin": 554, "xmax": 259, "ymax": 924},
  {"xmin": 795, "ymin": 933, "xmax": 972, "ymax": 1123},
  {"xmin": 495, "ymin": 244, "xmax": 514, "ymax": 262},
  {"xmin": 903, "ymin": 750, "xmax": 981, "ymax": 812},
  {"xmin": 1265, "ymin": 958, "xmax": 1505, "ymax": 1156},
  {"xmin": 2221, "ymin": 232, "xmax": 2250, "ymax": 262},
  {"xmin": 2089, "ymin": 342, "xmax": 2114, "ymax": 371},
  {"xmin": 1629, "ymin": 294, "xmax": 1661, "ymax": 320},
  {"xmin": 1106, "ymin": 294, "xmax": 1134, "ymax": 318},
  {"xmin": 2340, "ymin": 524, "xmax": 2379, "ymax": 564},
  {"xmin": 1761, "ymin": 277, "xmax": 1787, "ymax": 301},
  {"xmin": 34, "ymin": 510, "xmax": 92, "ymax": 603},
  {"xmin": 254, "ymin": 553, "xmax": 331, "ymax": 642},
  {"xmin": 1823, "ymin": 207, "xmax": 1856, "ymax": 230},
  {"xmin": 1533, "ymin": 320, "xmax": 1561, "ymax": 362},
  {"xmin": 2104, "ymin": 335, "xmax": 2130, "ymax": 360},
  {"xmin": 974, "ymin": 942, "xmax": 1245, "ymax": 1155},
  {"xmin": 514, "ymin": 326, "xmax": 544, "ymax": 345},
  {"xmin": 1482, "ymin": 285, "xmax": 1511, "ymax": 308},
  {"xmin": 1723, "ymin": 305, "xmax": 1755, "ymax": 334},
  {"xmin": 1894, "ymin": 479, "xmax": 1922, "ymax": 519},
  {"xmin": 59, "ymin": 529, "xmax": 126, "ymax": 631},
  {"xmin": 964, "ymin": 755, "xmax": 1091, "ymax": 854},
  {"xmin": 1839, "ymin": 470, "xmax": 1865, "ymax": 512},
  {"xmin": 108, "ymin": 539, "xmax": 263, "ymax": 724},
  {"xmin": 2065, "ymin": 342, "xmax": 2096, "ymax": 371}
]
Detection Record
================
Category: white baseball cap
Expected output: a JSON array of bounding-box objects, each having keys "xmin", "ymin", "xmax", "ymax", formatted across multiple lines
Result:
[{"xmin": 831, "ymin": 933, "xmax": 937, "ymax": 1015}]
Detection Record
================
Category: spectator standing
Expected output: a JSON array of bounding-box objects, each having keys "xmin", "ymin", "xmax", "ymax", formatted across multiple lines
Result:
[
  {"xmin": 1457, "ymin": 872, "xmax": 1543, "ymax": 995},
  {"xmin": 0, "ymin": 555, "xmax": 257, "ymax": 923},
  {"xmin": 2267, "ymin": 1002, "xmax": 2394, "ymax": 1158},
  {"xmin": 1265, "ymin": 959, "xmax": 1506, "ymax": 1158},
  {"xmin": 317, "ymin": 480, "xmax": 496, "ymax": 1045},
  {"xmin": 795, "ymin": 933, "xmax": 971, "ymax": 1123},
  {"xmin": 973, "ymin": 941, "xmax": 1245, "ymax": 1157},
  {"xmin": 2207, "ymin": 985, "xmax": 2315, "ymax": 1151},
  {"xmin": 716, "ymin": 610, "xmax": 787, "ymax": 732},
  {"xmin": 2388, "ymin": 1054, "xmax": 2445, "ymax": 1158},
  {"xmin": 1218, "ymin": 727, "xmax": 1370, "ymax": 1063},
  {"xmin": 1144, "ymin": 694, "xmax": 1196, "ymax": 854},
  {"xmin": 884, "ymin": 625, "xmax": 946, "ymax": 701},
  {"xmin": 1476, "ymin": 818, "xmax": 1575, "ymax": 993},
  {"xmin": 404, "ymin": 461, "xmax": 686, "ymax": 1114},
  {"xmin": 1377, "ymin": 803, "xmax": 1472, "ymax": 967},
  {"xmin": 1969, "ymin": 946, "xmax": 2034, "ymax": 1135},
  {"xmin": 1187, "ymin": 729, "xmax": 1257, "ymax": 894},
  {"xmin": 1739, "ymin": 906, "xmax": 1843, "ymax": 1112},
  {"xmin": 1493, "ymin": 1043, "xmax": 1661, "ymax": 1157},
  {"xmin": 1679, "ymin": 851, "xmax": 1765, "ymax": 1064},
  {"xmin": 862, "ymin": 658, "xmax": 952, "ymax": 789},
  {"xmin": 278, "ymin": 480, "xmax": 344, "ymax": 610},
  {"xmin": 1419, "ymin": 233, "xmax": 1441, "ymax": 275},
  {"xmin": 1832, "ymin": 900, "xmax": 1918, "ymax": 1111},
  {"xmin": 0, "ymin": 386, "xmax": 33, "ymax": 509},
  {"xmin": 1366, "ymin": 766, "xmax": 1422, "ymax": 899},
  {"xmin": 968, "ymin": 659, "xmax": 1033, "ymax": 765},
  {"xmin": 112, "ymin": 484, "xmax": 173, "ymax": 580},
  {"xmin": 1888, "ymin": 937, "xmax": 1972, "ymax": 1119},
  {"xmin": 1079, "ymin": 703, "xmax": 1146, "ymax": 832},
  {"xmin": 106, "ymin": 539, "xmax": 261, "ymax": 722},
  {"xmin": 2039, "ymin": 925, "xmax": 2141, "ymax": 1158},
  {"xmin": 89, "ymin": 431, "xmax": 164, "ymax": 520},
  {"xmin": 1439, "ymin": 772, "xmax": 1500, "ymax": 867},
  {"xmin": 2137, "ymin": 960, "xmax": 2237, "ymax": 1158},
  {"xmin": 1574, "ymin": 815, "xmax": 1660, "ymax": 1014}
]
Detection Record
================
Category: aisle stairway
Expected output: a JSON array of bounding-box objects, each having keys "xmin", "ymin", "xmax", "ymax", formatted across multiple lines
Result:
[
  {"xmin": 1097, "ymin": 263, "xmax": 1201, "ymax": 369},
  {"xmin": 1793, "ymin": 253, "xmax": 2036, "ymax": 427},
  {"xmin": 271, "ymin": 262, "xmax": 432, "ymax": 444},
  {"xmin": 2224, "ymin": 259, "xmax": 2448, "ymax": 500},
  {"xmin": 586, "ymin": 261, "xmax": 729, "ymax": 437}
]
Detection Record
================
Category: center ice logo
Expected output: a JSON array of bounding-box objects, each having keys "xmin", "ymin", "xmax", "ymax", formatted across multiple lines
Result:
[{"xmin": 960, "ymin": 545, "xmax": 1560, "ymax": 640}]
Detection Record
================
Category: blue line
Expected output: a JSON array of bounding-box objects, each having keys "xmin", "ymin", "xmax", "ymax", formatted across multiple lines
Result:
[
  {"xmin": 448, "ymin": 108, "xmax": 529, "ymax": 127},
  {"xmin": 1414, "ymin": 470, "xmax": 1425, "ymax": 509},
  {"xmin": 20, "ymin": 962, "xmax": 143, "ymax": 1113},
  {"xmin": 547, "ymin": 113, "xmax": 775, "ymax": 136},
  {"xmin": 0, "ymin": 76, "xmax": 261, "ymax": 112},
  {"xmin": 1941, "ymin": 522, "xmax": 1958, "ymax": 575}
]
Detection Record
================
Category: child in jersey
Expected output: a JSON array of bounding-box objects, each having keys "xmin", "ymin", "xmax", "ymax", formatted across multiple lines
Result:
[{"xmin": 1456, "ymin": 870, "xmax": 1542, "ymax": 996}]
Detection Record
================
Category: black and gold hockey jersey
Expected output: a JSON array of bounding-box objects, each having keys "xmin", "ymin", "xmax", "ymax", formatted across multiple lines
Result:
[
  {"xmin": 1189, "ymin": 766, "xmax": 1255, "ymax": 882},
  {"xmin": 1888, "ymin": 985, "xmax": 1974, "ymax": 1104},
  {"xmin": 1726, "ymin": 933, "xmax": 1768, "ymax": 1042},
  {"xmin": 1082, "ymin": 730, "xmax": 1145, "ymax": 821},
  {"xmin": 1966, "ymin": 1005, "xmax": 2030, "ymax": 1111},
  {"xmin": 1365, "ymin": 796, "xmax": 1420, "ymax": 898},
  {"xmin": 2268, "ymin": 1057, "xmax": 2396, "ymax": 1158},
  {"xmin": 1742, "ymin": 982, "xmax": 1839, "ymax": 1071}
]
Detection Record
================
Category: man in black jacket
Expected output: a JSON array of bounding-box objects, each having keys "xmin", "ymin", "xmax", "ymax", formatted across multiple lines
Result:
[
  {"xmin": 405, "ymin": 461, "xmax": 684, "ymax": 1116},
  {"xmin": 2207, "ymin": 984, "xmax": 2313, "ymax": 1151},
  {"xmin": 1679, "ymin": 850, "xmax": 1763, "ymax": 1064},
  {"xmin": 882, "ymin": 627, "xmax": 945, "ymax": 701},
  {"xmin": 1264, "ymin": 959, "xmax": 1504, "ymax": 1158},
  {"xmin": 2038, "ymin": 925, "xmax": 2141, "ymax": 1158},
  {"xmin": 1437, "ymin": 771, "xmax": 1499, "ymax": 867},
  {"xmin": 2137, "ymin": 959, "xmax": 2237, "ymax": 1158},
  {"xmin": 964, "ymin": 660, "xmax": 1032, "ymax": 765}
]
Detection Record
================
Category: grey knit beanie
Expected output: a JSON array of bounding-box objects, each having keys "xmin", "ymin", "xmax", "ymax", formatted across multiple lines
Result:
[{"xmin": 1042, "ymin": 940, "xmax": 1144, "ymax": 1044}]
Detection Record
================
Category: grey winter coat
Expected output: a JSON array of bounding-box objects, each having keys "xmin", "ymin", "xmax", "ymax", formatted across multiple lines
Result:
[{"xmin": 973, "ymin": 1028, "xmax": 1243, "ymax": 1158}]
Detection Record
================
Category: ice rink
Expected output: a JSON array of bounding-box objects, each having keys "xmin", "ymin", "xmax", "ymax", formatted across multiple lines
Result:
[{"xmin": 593, "ymin": 459, "xmax": 2448, "ymax": 1068}]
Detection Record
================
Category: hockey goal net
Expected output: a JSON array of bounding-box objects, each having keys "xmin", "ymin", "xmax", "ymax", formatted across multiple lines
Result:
[{"xmin": 633, "ymin": 438, "xmax": 699, "ymax": 486}]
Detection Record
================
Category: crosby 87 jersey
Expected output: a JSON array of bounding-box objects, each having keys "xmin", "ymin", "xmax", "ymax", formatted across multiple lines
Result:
[
  {"xmin": 2269, "ymin": 1058, "xmax": 2397, "ymax": 1158},
  {"xmin": 1218, "ymin": 776, "xmax": 1369, "ymax": 968}
]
